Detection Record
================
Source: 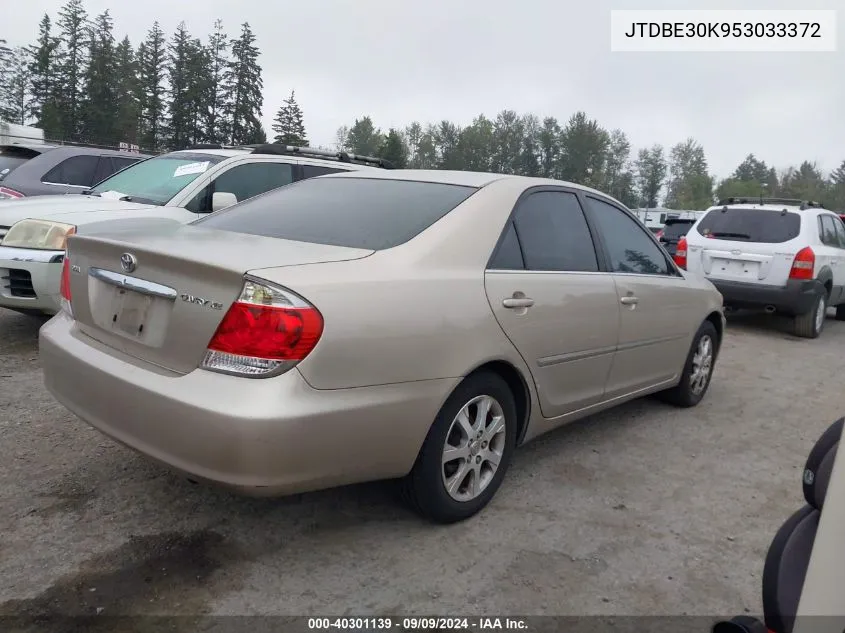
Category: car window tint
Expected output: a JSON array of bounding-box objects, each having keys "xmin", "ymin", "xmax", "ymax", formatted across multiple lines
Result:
[
  {"xmin": 301, "ymin": 165, "xmax": 346, "ymax": 179},
  {"xmin": 193, "ymin": 177, "xmax": 477, "ymax": 250},
  {"xmin": 42, "ymin": 155, "xmax": 100, "ymax": 186},
  {"xmin": 662, "ymin": 221, "xmax": 694, "ymax": 239},
  {"xmin": 587, "ymin": 197, "xmax": 671, "ymax": 275},
  {"xmin": 0, "ymin": 148, "xmax": 38, "ymax": 181},
  {"xmin": 213, "ymin": 162, "xmax": 294, "ymax": 202},
  {"xmin": 111, "ymin": 156, "xmax": 140, "ymax": 172},
  {"xmin": 819, "ymin": 215, "xmax": 840, "ymax": 247},
  {"xmin": 489, "ymin": 221, "xmax": 524, "ymax": 270},
  {"xmin": 510, "ymin": 191, "xmax": 598, "ymax": 272},
  {"xmin": 696, "ymin": 208, "xmax": 801, "ymax": 243},
  {"xmin": 833, "ymin": 216, "xmax": 845, "ymax": 249}
]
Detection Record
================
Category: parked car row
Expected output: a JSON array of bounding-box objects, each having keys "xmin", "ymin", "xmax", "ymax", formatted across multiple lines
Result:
[
  {"xmin": 0, "ymin": 154, "xmax": 726, "ymax": 522},
  {"xmin": 0, "ymin": 144, "xmax": 388, "ymax": 315}
]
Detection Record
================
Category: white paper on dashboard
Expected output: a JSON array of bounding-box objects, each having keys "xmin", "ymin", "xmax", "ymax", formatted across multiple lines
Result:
[
  {"xmin": 173, "ymin": 161, "xmax": 210, "ymax": 177},
  {"xmin": 98, "ymin": 190, "xmax": 129, "ymax": 200}
]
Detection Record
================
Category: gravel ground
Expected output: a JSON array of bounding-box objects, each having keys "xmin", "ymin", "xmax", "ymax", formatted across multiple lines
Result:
[{"xmin": 1, "ymin": 306, "xmax": 843, "ymax": 627}]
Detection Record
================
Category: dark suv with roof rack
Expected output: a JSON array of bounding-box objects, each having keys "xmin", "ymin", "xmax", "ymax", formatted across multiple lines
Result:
[{"xmin": 0, "ymin": 144, "xmax": 149, "ymax": 199}]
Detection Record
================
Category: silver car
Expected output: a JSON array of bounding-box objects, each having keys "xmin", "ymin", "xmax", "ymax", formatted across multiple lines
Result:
[{"xmin": 40, "ymin": 170, "xmax": 725, "ymax": 523}]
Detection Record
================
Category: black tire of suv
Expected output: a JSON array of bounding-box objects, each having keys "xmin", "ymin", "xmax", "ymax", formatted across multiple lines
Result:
[
  {"xmin": 401, "ymin": 371, "xmax": 517, "ymax": 524},
  {"xmin": 835, "ymin": 303, "xmax": 845, "ymax": 322},
  {"xmin": 658, "ymin": 320, "xmax": 719, "ymax": 408},
  {"xmin": 793, "ymin": 292, "xmax": 826, "ymax": 339}
]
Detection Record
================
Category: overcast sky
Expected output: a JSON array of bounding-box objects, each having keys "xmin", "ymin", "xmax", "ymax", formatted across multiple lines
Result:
[{"xmin": 4, "ymin": 0, "xmax": 843, "ymax": 178}]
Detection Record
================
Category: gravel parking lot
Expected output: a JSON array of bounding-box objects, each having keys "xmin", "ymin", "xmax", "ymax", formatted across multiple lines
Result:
[{"xmin": 1, "ymin": 306, "xmax": 843, "ymax": 625}]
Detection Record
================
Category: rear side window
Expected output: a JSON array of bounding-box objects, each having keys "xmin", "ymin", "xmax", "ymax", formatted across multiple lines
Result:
[
  {"xmin": 696, "ymin": 208, "xmax": 801, "ymax": 243},
  {"xmin": 301, "ymin": 165, "xmax": 346, "ymax": 178},
  {"xmin": 193, "ymin": 177, "xmax": 477, "ymax": 250},
  {"xmin": 42, "ymin": 155, "xmax": 100, "ymax": 186},
  {"xmin": 819, "ymin": 215, "xmax": 842, "ymax": 248},
  {"xmin": 503, "ymin": 191, "xmax": 598, "ymax": 272}
]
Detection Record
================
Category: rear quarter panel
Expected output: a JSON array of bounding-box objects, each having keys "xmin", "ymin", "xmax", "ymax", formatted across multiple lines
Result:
[{"xmin": 255, "ymin": 178, "xmax": 536, "ymax": 391}]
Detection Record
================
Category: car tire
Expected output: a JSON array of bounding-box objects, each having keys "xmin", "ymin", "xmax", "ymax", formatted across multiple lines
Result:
[
  {"xmin": 658, "ymin": 320, "xmax": 719, "ymax": 408},
  {"xmin": 401, "ymin": 371, "xmax": 517, "ymax": 524},
  {"xmin": 835, "ymin": 303, "xmax": 845, "ymax": 322},
  {"xmin": 793, "ymin": 292, "xmax": 826, "ymax": 339}
]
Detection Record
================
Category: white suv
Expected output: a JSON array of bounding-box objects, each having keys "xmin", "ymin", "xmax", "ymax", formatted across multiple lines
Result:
[
  {"xmin": 675, "ymin": 197, "xmax": 845, "ymax": 338},
  {"xmin": 0, "ymin": 144, "xmax": 388, "ymax": 315}
]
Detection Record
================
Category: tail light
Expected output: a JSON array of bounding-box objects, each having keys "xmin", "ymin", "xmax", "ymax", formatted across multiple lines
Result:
[
  {"xmin": 59, "ymin": 256, "xmax": 73, "ymax": 317},
  {"xmin": 0, "ymin": 186, "xmax": 24, "ymax": 199},
  {"xmin": 201, "ymin": 277, "xmax": 324, "ymax": 377},
  {"xmin": 673, "ymin": 236, "xmax": 688, "ymax": 269},
  {"xmin": 789, "ymin": 246, "xmax": 815, "ymax": 280},
  {"xmin": 655, "ymin": 229, "xmax": 663, "ymax": 239}
]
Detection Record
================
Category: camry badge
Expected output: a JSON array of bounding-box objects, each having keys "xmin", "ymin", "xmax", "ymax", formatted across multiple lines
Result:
[{"xmin": 120, "ymin": 253, "xmax": 137, "ymax": 273}]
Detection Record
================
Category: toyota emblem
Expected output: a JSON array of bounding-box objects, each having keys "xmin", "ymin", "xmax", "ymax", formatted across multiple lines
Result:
[{"xmin": 120, "ymin": 253, "xmax": 137, "ymax": 273}]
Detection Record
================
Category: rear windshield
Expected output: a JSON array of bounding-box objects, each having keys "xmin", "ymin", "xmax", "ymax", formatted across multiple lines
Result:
[
  {"xmin": 193, "ymin": 177, "xmax": 478, "ymax": 250},
  {"xmin": 695, "ymin": 208, "xmax": 801, "ymax": 243},
  {"xmin": 0, "ymin": 148, "xmax": 40, "ymax": 181},
  {"xmin": 662, "ymin": 220, "xmax": 694, "ymax": 239}
]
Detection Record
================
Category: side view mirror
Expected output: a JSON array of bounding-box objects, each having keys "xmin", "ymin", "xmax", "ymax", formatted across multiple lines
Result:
[{"xmin": 211, "ymin": 191, "xmax": 238, "ymax": 212}]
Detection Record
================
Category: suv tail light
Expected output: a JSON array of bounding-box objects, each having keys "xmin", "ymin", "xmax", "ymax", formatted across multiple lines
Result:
[
  {"xmin": 201, "ymin": 277, "xmax": 324, "ymax": 377},
  {"xmin": 0, "ymin": 186, "xmax": 24, "ymax": 199},
  {"xmin": 655, "ymin": 229, "xmax": 664, "ymax": 240},
  {"xmin": 790, "ymin": 246, "xmax": 815, "ymax": 280},
  {"xmin": 59, "ymin": 256, "xmax": 73, "ymax": 317},
  {"xmin": 673, "ymin": 236, "xmax": 688, "ymax": 269}
]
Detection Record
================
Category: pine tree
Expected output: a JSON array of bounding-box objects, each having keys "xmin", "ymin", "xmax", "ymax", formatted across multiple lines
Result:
[
  {"xmin": 183, "ymin": 39, "xmax": 211, "ymax": 146},
  {"xmin": 114, "ymin": 36, "xmax": 139, "ymax": 144},
  {"xmin": 26, "ymin": 14, "xmax": 62, "ymax": 136},
  {"xmin": 81, "ymin": 10, "xmax": 117, "ymax": 144},
  {"xmin": 0, "ymin": 46, "xmax": 31, "ymax": 125},
  {"xmin": 271, "ymin": 90, "xmax": 308, "ymax": 146},
  {"xmin": 223, "ymin": 22, "xmax": 263, "ymax": 146},
  {"xmin": 345, "ymin": 116, "xmax": 383, "ymax": 156},
  {"xmin": 166, "ymin": 22, "xmax": 193, "ymax": 149},
  {"xmin": 136, "ymin": 22, "xmax": 167, "ymax": 151},
  {"xmin": 55, "ymin": 0, "xmax": 89, "ymax": 141},
  {"xmin": 204, "ymin": 19, "xmax": 228, "ymax": 144},
  {"xmin": 377, "ymin": 128, "xmax": 408, "ymax": 167}
]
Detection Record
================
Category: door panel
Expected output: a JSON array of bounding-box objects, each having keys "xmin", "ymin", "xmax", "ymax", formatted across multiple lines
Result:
[
  {"xmin": 832, "ymin": 217, "xmax": 845, "ymax": 303},
  {"xmin": 584, "ymin": 196, "xmax": 696, "ymax": 395},
  {"xmin": 485, "ymin": 271, "xmax": 619, "ymax": 417},
  {"xmin": 607, "ymin": 276, "xmax": 696, "ymax": 395}
]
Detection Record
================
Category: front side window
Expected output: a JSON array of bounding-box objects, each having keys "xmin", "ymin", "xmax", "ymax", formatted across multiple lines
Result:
[
  {"xmin": 90, "ymin": 152, "xmax": 227, "ymax": 206},
  {"xmin": 185, "ymin": 162, "xmax": 295, "ymax": 212},
  {"xmin": 42, "ymin": 155, "xmax": 100, "ymax": 187},
  {"xmin": 586, "ymin": 197, "xmax": 671, "ymax": 276},
  {"xmin": 301, "ymin": 165, "xmax": 346, "ymax": 178},
  {"xmin": 508, "ymin": 191, "xmax": 598, "ymax": 272}
]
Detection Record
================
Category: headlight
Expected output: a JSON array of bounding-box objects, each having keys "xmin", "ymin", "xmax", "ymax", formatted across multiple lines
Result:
[{"xmin": 1, "ymin": 219, "xmax": 77, "ymax": 250}]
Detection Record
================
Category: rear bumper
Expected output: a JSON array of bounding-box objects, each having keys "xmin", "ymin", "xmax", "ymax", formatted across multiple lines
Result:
[
  {"xmin": 0, "ymin": 245, "xmax": 64, "ymax": 314},
  {"xmin": 40, "ymin": 313, "xmax": 458, "ymax": 496},
  {"xmin": 712, "ymin": 278, "xmax": 823, "ymax": 315}
]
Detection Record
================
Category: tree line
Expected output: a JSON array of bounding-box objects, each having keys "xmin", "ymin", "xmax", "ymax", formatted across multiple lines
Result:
[
  {"xmin": 338, "ymin": 115, "xmax": 845, "ymax": 211},
  {"xmin": 1, "ymin": 0, "xmax": 843, "ymax": 210}
]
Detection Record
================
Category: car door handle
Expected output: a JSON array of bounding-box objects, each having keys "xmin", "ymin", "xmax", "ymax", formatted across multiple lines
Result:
[
  {"xmin": 620, "ymin": 296, "xmax": 639, "ymax": 306},
  {"xmin": 502, "ymin": 297, "xmax": 535, "ymax": 309}
]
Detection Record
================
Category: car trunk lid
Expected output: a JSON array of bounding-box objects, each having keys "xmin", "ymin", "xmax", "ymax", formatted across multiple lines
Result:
[{"xmin": 64, "ymin": 219, "xmax": 374, "ymax": 374}]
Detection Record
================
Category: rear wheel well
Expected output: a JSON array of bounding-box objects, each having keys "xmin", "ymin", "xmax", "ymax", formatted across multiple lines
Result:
[
  {"xmin": 823, "ymin": 279, "xmax": 832, "ymax": 297},
  {"xmin": 467, "ymin": 361, "xmax": 531, "ymax": 446},
  {"xmin": 705, "ymin": 311, "xmax": 724, "ymax": 352}
]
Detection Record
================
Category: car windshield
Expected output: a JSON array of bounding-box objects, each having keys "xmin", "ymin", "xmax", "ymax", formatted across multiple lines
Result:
[
  {"xmin": 696, "ymin": 208, "xmax": 801, "ymax": 243},
  {"xmin": 90, "ymin": 152, "xmax": 227, "ymax": 205},
  {"xmin": 662, "ymin": 221, "xmax": 694, "ymax": 239},
  {"xmin": 193, "ymin": 176, "xmax": 479, "ymax": 250}
]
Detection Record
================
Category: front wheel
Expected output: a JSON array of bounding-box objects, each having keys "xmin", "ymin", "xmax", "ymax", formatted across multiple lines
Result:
[
  {"xmin": 401, "ymin": 371, "xmax": 517, "ymax": 523},
  {"xmin": 658, "ymin": 320, "xmax": 718, "ymax": 408},
  {"xmin": 793, "ymin": 292, "xmax": 826, "ymax": 339}
]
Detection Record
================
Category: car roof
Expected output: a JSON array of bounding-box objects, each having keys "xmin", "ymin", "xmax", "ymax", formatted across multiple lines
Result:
[
  {"xmin": 321, "ymin": 168, "xmax": 628, "ymax": 198},
  {"xmin": 165, "ymin": 148, "xmax": 247, "ymax": 159}
]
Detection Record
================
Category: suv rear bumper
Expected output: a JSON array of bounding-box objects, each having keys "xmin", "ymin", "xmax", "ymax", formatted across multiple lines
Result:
[{"xmin": 712, "ymin": 278, "xmax": 823, "ymax": 316}]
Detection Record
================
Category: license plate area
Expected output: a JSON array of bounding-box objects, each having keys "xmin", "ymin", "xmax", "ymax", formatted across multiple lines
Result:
[{"xmin": 88, "ymin": 273, "xmax": 174, "ymax": 348}]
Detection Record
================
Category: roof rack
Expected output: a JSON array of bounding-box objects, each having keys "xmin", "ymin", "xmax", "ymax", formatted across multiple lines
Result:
[
  {"xmin": 717, "ymin": 197, "xmax": 825, "ymax": 210},
  {"xmin": 249, "ymin": 144, "xmax": 394, "ymax": 169},
  {"xmin": 184, "ymin": 143, "xmax": 259, "ymax": 151}
]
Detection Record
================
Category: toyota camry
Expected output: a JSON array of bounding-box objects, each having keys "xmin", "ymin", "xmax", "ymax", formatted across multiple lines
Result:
[{"xmin": 40, "ymin": 169, "xmax": 724, "ymax": 523}]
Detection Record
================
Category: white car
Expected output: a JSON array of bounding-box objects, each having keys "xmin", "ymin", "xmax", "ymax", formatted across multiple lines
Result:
[
  {"xmin": 676, "ymin": 197, "xmax": 845, "ymax": 338},
  {"xmin": 0, "ymin": 145, "xmax": 387, "ymax": 315}
]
